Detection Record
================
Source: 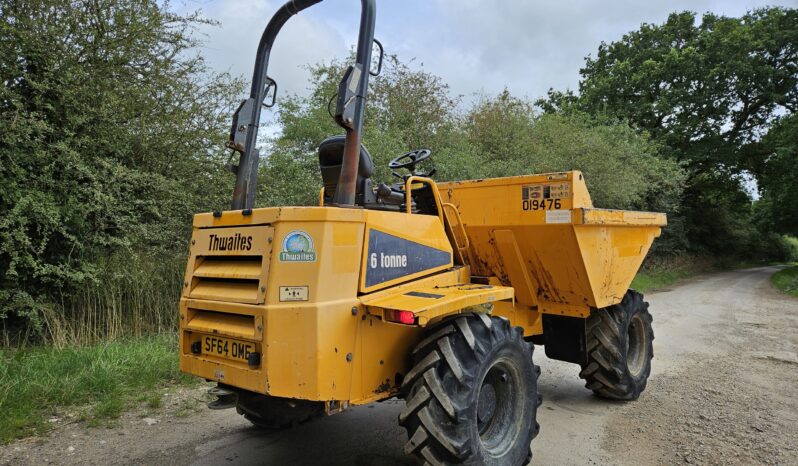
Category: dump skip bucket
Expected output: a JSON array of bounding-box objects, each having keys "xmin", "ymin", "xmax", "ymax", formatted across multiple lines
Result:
[{"xmin": 439, "ymin": 171, "xmax": 666, "ymax": 312}]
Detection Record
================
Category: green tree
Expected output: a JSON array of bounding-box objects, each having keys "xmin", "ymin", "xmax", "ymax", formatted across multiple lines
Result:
[
  {"xmin": 539, "ymin": 7, "xmax": 797, "ymax": 259},
  {"xmin": 575, "ymin": 8, "xmax": 797, "ymax": 172},
  {"xmin": 0, "ymin": 0, "xmax": 241, "ymax": 336},
  {"xmin": 755, "ymin": 114, "xmax": 798, "ymax": 236}
]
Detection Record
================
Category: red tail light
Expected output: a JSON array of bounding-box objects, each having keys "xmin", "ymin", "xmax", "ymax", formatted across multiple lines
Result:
[{"xmin": 384, "ymin": 309, "xmax": 416, "ymax": 325}]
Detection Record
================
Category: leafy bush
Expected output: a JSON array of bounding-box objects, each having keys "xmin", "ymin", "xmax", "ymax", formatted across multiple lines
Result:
[{"xmin": 0, "ymin": 0, "xmax": 240, "ymax": 341}]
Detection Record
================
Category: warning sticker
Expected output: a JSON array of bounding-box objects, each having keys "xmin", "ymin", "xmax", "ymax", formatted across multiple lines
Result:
[
  {"xmin": 545, "ymin": 182, "xmax": 571, "ymax": 199},
  {"xmin": 545, "ymin": 210, "xmax": 572, "ymax": 224},
  {"xmin": 279, "ymin": 286, "xmax": 309, "ymax": 302},
  {"xmin": 521, "ymin": 182, "xmax": 570, "ymax": 200},
  {"xmin": 522, "ymin": 185, "xmax": 543, "ymax": 200}
]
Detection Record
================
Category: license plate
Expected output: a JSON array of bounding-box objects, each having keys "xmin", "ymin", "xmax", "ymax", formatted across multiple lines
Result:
[{"xmin": 203, "ymin": 336, "xmax": 254, "ymax": 362}]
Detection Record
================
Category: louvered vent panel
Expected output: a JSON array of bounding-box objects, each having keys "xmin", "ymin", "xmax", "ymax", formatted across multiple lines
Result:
[{"xmin": 183, "ymin": 226, "xmax": 273, "ymax": 304}]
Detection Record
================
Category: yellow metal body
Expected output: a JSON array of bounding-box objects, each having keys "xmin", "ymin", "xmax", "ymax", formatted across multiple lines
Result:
[
  {"xmin": 180, "ymin": 206, "xmax": 475, "ymax": 404},
  {"xmin": 179, "ymin": 170, "xmax": 665, "ymax": 407}
]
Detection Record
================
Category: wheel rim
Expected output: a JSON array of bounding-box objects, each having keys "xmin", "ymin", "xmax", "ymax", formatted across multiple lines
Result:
[
  {"xmin": 476, "ymin": 357, "xmax": 523, "ymax": 456},
  {"xmin": 626, "ymin": 313, "xmax": 648, "ymax": 378}
]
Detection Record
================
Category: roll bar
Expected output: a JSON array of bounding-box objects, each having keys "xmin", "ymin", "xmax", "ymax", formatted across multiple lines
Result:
[{"xmin": 228, "ymin": 0, "xmax": 377, "ymax": 210}]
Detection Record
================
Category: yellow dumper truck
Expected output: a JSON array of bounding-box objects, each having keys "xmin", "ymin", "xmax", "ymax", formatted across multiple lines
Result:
[{"xmin": 178, "ymin": 1, "xmax": 666, "ymax": 464}]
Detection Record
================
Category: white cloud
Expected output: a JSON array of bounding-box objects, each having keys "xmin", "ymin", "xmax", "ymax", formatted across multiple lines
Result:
[
  {"xmin": 184, "ymin": 0, "xmax": 347, "ymax": 98},
  {"xmin": 180, "ymin": 0, "xmax": 795, "ymax": 106},
  {"xmin": 418, "ymin": 0, "xmax": 793, "ymax": 101}
]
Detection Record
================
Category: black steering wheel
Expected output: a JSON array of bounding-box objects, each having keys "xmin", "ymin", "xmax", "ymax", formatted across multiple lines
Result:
[{"xmin": 388, "ymin": 149, "xmax": 432, "ymax": 171}]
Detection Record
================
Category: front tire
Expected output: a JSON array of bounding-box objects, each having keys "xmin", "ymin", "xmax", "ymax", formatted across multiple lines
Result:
[
  {"xmin": 399, "ymin": 313, "xmax": 540, "ymax": 465},
  {"xmin": 579, "ymin": 289, "xmax": 654, "ymax": 400}
]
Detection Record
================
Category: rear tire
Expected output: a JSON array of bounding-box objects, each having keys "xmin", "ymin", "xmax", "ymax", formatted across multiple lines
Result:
[
  {"xmin": 236, "ymin": 391, "xmax": 324, "ymax": 430},
  {"xmin": 399, "ymin": 313, "xmax": 540, "ymax": 465},
  {"xmin": 579, "ymin": 289, "xmax": 654, "ymax": 400}
]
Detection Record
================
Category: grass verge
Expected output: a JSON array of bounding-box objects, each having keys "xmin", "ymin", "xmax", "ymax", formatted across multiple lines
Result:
[
  {"xmin": 630, "ymin": 253, "xmax": 784, "ymax": 293},
  {"xmin": 631, "ymin": 268, "xmax": 694, "ymax": 293},
  {"xmin": 771, "ymin": 265, "xmax": 798, "ymax": 298},
  {"xmin": 630, "ymin": 254, "xmax": 711, "ymax": 293},
  {"xmin": 0, "ymin": 333, "xmax": 197, "ymax": 443}
]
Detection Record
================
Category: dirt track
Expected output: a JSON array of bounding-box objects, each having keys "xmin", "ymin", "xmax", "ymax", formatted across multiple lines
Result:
[{"xmin": 2, "ymin": 267, "xmax": 797, "ymax": 465}]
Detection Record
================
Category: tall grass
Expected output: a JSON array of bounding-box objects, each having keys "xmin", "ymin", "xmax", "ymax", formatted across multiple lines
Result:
[
  {"xmin": 0, "ymin": 334, "xmax": 198, "ymax": 442},
  {"xmin": 4, "ymin": 253, "xmax": 185, "ymax": 348},
  {"xmin": 0, "ymin": 254, "xmax": 198, "ymax": 443}
]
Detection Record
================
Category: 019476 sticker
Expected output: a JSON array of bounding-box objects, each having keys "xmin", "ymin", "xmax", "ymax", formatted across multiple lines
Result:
[{"xmin": 521, "ymin": 182, "xmax": 571, "ymax": 211}]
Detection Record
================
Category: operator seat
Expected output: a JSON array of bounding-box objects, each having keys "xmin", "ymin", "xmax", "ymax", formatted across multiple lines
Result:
[{"xmin": 318, "ymin": 135, "xmax": 375, "ymax": 205}]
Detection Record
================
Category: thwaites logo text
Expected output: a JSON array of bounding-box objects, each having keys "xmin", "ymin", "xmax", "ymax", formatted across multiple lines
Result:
[
  {"xmin": 208, "ymin": 233, "xmax": 253, "ymax": 252},
  {"xmin": 279, "ymin": 230, "xmax": 316, "ymax": 262}
]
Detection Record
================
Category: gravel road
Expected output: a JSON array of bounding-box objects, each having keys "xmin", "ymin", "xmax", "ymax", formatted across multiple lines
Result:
[{"xmin": 2, "ymin": 266, "xmax": 797, "ymax": 465}]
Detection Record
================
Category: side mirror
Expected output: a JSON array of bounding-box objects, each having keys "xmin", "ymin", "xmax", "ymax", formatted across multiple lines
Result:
[
  {"xmin": 262, "ymin": 76, "xmax": 277, "ymax": 108},
  {"xmin": 369, "ymin": 39, "xmax": 384, "ymax": 77},
  {"xmin": 334, "ymin": 65, "xmax": 361, "ymax": 129}
]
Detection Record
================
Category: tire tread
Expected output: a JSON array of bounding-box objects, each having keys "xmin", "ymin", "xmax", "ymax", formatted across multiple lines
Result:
[
  {"xmin": 400, "ymin": 313, "xmax": 539, "ymax": 465},
  {"xmin": 579, "ymin": 290, "xmax": 654, "ymax": 400}
]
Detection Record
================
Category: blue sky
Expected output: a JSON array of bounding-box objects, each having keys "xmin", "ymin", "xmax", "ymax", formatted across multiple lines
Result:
[{"xmin": 175, "ymin": 0, "xmax": 795, "ymax": 103}]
